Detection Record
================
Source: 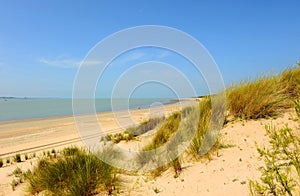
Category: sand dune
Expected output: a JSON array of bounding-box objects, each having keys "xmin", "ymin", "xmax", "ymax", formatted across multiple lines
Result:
[{"xmin": 0, "ymin": 104, "xmax": 298, "ymax": 195}]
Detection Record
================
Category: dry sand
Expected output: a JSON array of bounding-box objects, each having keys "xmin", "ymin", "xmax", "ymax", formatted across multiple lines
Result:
[
  {"xmin": 0, "ymin": 101, "xmax": 185, "ymax": 195},
  {"xmin": 0, "ymin": 103, "xmax": 299, "ymax": 195}
]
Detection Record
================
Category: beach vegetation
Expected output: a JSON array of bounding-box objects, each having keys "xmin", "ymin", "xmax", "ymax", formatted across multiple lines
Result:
[
  {"xmin": 11, "ymin": 167, "xmax": 25, "ymax": 191},
  {"xmin": 62, "ymin": 146, "xmax": 80, "ymax": 156},
  {"xmin": 226, "ymin": 65, "xmax": 300, "ymax": 120},
  {"xmin": 249, "ymin": 125, "xmax": 300, "ymax": 195},
  {"xmin": 126, "ymin": 116, "xmax": 165, "ymax": 136},
  {"xmin": 14, "ymin": 153, "xmax": 21, "ymax": 163},
  {"xmin": 25, "ymin": 146, "xmax": 119, "ymax": 195},
  {"xmin": 11, "ymin": 179, "xmax": 18, "ymax": 191},
  {"xmin": 137, "ymin": 106, "xmax": 201, "ymax": 177},
  {"xmin": 13, "ymin": 167, "xmax": 23, "ymax": 177},
  {"xmin": 105, "ymin": 131, "xmax": 134, "ymax": 143},
  {"xmin": 189, "ymin": 95, "xmax": 225, "ymax": 159},
  {"xmin": 0, "ymin": 159, "xmax": 3, "ymax": 167},
  {"xmin": 103, "ymin": 116, "xmax": 165, "ymax": 144}
]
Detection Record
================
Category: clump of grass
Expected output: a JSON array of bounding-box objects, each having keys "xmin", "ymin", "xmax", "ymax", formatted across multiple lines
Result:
[
  {"xmin": 0, "ymin": 158, "xmax": 3, "ymax": 167},
  {"xmin": 278, "ymin": 63, "xmax": 300, "ymax": 99},
  {"xmin": 189, "ymin": 95, "xmax": 225, "ymax": 158},
  {"xmin": 62, "ymin": 146, "xmax": 80, "ymax": 156},
  {"xmin": 137, "ymin": 106, "xmax": 199, "ymax": 176},
  {"xmin": 14, "ymin": 154, "xmax": 21, "ymax": 163},
  {"xmin": 227, "ymin": 75, "xmax": 289, "ymax": 119},
  {"xmin": 103, "ymin": 116, "xmax": 166, "ymax": 144},
  {"xmin": 143, "ymin": 112, "xmax": 181, "ymax": 151},
  {"xmin": 105, "ymin": 131, "xmax": 135, "ymax": 143},
  {"xmin": 13, "ymin": 167, "xmax": 23, "ymax": 177},
  {"xmin": 6, "ymin": 158, "xmax": 10, "ymax": 164},
  {"xmin": 25, "ymin": 154, "xmax": 28, "ymax": 160},
  {"xmin": 126, "ymin": 116, "xmax": 165, "ymax": 136},
  {"xmin": 227, "ymin": 65, "xmax": 300, "ymax": 120},
  {"xmin": 189, "ymin": 97, "xmax": 212, "ymax": 158},
  {"xmin": 249, "ymin": 125, "xmax": 300, "ymax": 195},
  {"xmin": 11, "ymin": 167, "xmax": 25, "ymax": 191},
  {"xmin": 11, "ymin": 179, "xmax": 18, "ymax": 191},
  {"xmin": 26, "ymin": 146, "xmax": 119, "ymax": 195},
  {"xmin": 170, "ymin": 157, "xmax": 182, "ymax": 178}
]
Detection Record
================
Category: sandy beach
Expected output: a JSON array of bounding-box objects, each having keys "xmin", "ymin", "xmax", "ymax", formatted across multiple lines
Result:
[
  {"xmin": 0, "ymin": 101, "xmax": 187, "ymax": 159},
  {"xmin": 0, "ymin": 101, "xmax": 298, "ymax": 195}
]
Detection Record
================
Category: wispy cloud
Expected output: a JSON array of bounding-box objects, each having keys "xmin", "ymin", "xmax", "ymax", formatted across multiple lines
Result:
[
  {"xmin": 115, "ymin": 50, "xmax": 170, "ymax": 65},
  {"xmin": 120, "ymin": 52, "xmax": 146, "ymax": 63},
  {"xmin": 39, "ymin": 57, "xmax": 102, "ymax": 68}
]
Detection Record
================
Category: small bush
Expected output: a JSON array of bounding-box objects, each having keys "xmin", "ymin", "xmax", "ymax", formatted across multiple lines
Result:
[
  {"xmin": 6, "ymin": 159, "xmax": 10, "ymax": 164},
  {"xmin": 14, "ymin": 154, "xmax": 21, "ymax": 163},
  {"xmin": 25, "ymin": 154, "xmax": 28, "ymax": 160},
  {"xmin": 249, "ymin": 125, "xmax": 300, "ymax": 195},
  {"xmin": 0, "ymin": 159, "xmax": 3, "ymax": 167}
]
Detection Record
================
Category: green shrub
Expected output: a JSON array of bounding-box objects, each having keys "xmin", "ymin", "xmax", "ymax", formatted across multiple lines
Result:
[
  {"xmin": 0, "ymin": 159, "xmax": 3, "ymax": 167},
  {"xmin": 26, "ymin": 147, "xmax": 119, "ymax": 195},
  {"xmin": 14, "ymin": 154, "xmax": 21, "ymax": 163},
  {"xmin": 249, "ymin": 125, "xmax": 300, "ymax": 195}
]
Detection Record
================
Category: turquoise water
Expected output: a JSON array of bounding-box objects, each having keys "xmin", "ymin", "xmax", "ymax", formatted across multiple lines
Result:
[{"xmin": 0, "ymin": 98, "xmax": 176, "ymax": 122}]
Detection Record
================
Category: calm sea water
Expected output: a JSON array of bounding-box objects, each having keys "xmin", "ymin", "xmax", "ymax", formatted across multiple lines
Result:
[{"xmin": 0, "ymin": 98, "xmax": 177, "ymax": 122}]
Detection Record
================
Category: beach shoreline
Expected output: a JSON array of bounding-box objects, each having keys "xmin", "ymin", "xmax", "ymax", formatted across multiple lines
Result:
[{"xmin": 0, "ymin": 100, "xmax": 193, "ymax": 159}]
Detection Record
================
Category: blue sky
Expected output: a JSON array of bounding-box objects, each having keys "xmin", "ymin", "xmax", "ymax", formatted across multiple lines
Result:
[{"xmin": 0, "ymin": 0, "xmax": 299, "ymax": 98}]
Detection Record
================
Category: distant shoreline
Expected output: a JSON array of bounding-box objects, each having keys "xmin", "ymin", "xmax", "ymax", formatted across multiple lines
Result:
[{"xmin": 0, "ymin": 98, "xmax": 192, "ymax": 123}]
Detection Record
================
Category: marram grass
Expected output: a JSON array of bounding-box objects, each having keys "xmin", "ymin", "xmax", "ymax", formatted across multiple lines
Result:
[
  {"xmin": 226, "ymin": 65, "xmax": 300, "ymax": 119},
  {"xmin": 26, "ymin": 147, "xmax": 119, "ymax": 195}
]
